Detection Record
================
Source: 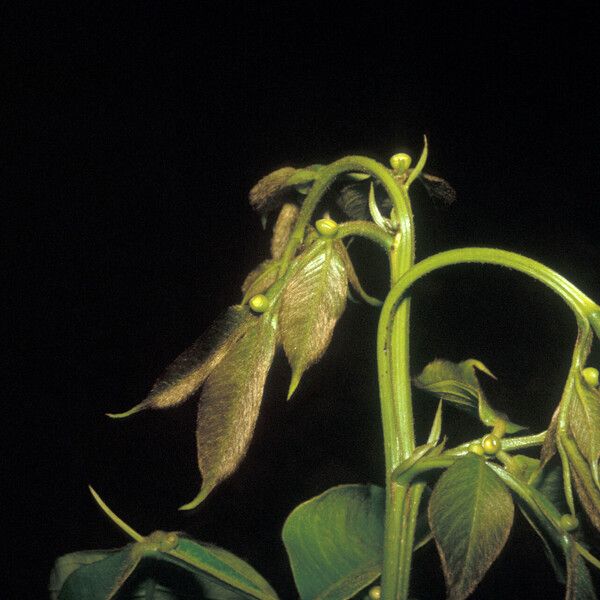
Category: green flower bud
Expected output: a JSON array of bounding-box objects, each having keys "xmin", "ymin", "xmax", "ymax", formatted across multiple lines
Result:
[
  {"xmin": 560, "ymin": 514, "xmax": 579, "ymax": 531},
  {"xmin": 315, "ymin": 218, "xmax": 339, "ymax": 238},
  {"xmin": 582, "ymin": 367, "xmax": 599, "ymax": 388},
  {"xmin": 481, "ymin": 434, "xmax": 501, "ymax": 456},
  {"xmin": 249, "ymin": 294, "xmax": 270, "ymax": 313},
  {"xmin": 389, "ymin": 153, "xmax": 412, "ymax": 174},
  {"xmin": 468, "ymin": 443, "xmax": 485, "ymax": 456}
]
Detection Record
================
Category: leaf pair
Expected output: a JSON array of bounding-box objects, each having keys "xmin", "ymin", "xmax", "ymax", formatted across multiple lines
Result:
[
  {"xmin": 414, "ymin": 358, "xmax": 525, "ymax": 433},
  {"xmin": 50, "ymin": 496, "xmax": 278, "ymax": 600}
]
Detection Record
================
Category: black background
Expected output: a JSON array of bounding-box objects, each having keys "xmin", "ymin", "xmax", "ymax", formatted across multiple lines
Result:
[{"xmin": 8, "ymin": 3, "xmax": 600, "ymax": 599}]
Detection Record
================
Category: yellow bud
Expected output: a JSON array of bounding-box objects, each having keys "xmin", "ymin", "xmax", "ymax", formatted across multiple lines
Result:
[
  {"xmin": 560, "ymin": 514, "xmax": 579, "ymax": 531},
  {"xmin": 315, "ymin": 218, "xmax": 338, "ymax": 238},
  {"xmin": 368, "ymin": 585, "xmax": 382, "ymax": 600},
  {"xmin": 389, "ymin": 153, "xmax": 412, "ymax": 174},
  {"xmin": 582, "ymin": 367, "xmax": 599, "ymax": 387},
  {"xmin": 249, "ymin": 294, "xmax": 270, "ymax": 313},
  {"xmin": 481, "ymin": 434, "xmax": 501, "ymax": 456}
]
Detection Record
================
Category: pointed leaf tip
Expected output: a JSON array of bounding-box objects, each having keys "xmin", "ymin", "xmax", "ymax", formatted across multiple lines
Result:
[
  {"xmin": 178, "ymin": 487, "xmax": 210, "ymax": 511},
  {"xmin": 287, "ymin": 371, "xmax": 301, "ymax": 400},
  {"xmin": 105, "ymin": 403, "xmax": 146, "ymax": 419}
]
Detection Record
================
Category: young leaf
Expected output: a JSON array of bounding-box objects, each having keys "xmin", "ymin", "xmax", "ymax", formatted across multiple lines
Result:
[
  {"xmin": 107, "ymin": 306, "xmax": 253, "ymax": 418},
  {"xmin": 428, "ymin": 454, "xmax": 514, "ymax": 600},
  {"xmin": 414, "ymin": 359, "xmax": 525, "ymax": 433},
  {"xmin": 540, "ymin": 404, "xmax": 560, "ymax": 467},
  {"xmin": 181, "ymin": 313, "xmax": 278, "ymax": 509},
  {"xmin": 279, "ymin": 238, "xmax": 348, "ymax": 399},
  {"xmin": 271, "ymin": 203, "xmax": 300, "ymax": 259},
  {"xmin": 566, "ymin": 544, "xmax": 597, "ymax": 600},
  {"xmin": 569, "ymin": 374, "xmax": 600, "ymax": 486},
  {"xmin": 282, "ymin": 484, "xmax": 385, "ymax": 600},
  {"xmin": 249, "ymin": 167, "xmax": 298, "ymax": 215}
]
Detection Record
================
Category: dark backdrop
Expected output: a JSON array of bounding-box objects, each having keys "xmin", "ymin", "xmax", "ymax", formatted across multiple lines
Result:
[{"xmin": 9, "ymin": 3, "xmax": 600, "ymax": 599}]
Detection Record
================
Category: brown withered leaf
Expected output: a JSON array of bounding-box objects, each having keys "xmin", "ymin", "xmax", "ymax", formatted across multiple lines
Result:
[
  {"xmin": 249, "ymin": 167, "xmax": 297, "ymax": 214},
  {"xmin": 241, "ymin": 259, "xmax": 279, "ymax": 296},
  {"xmin": 271, "ymin": 202, "xmax": 300, "ymax": 259},
  {"xmin": 107, "ymin": 306, "xmax": 253, "ymax": 418},
  {"xmin": 180, "ymin": 313, "xmax": 278, "ymax": 509},
  {"xmin": 279, "ymin": 239, "xmax": 348, "ymax": 399}
]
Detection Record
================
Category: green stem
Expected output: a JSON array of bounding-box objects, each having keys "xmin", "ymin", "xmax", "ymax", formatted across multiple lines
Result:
[
  {"xmin": 445, "ymin": 431, "xmax": 547, "ymax": 457},
  {"xmin": 277, "ymin": 156, "xmax": 411, "ymax": 278},
  {"xmin": 335, "ymin": 220, "xmax": 393, "ymax": 251}
]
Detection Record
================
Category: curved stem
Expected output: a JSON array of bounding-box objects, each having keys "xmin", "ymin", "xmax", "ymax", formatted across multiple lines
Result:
[
  {"xmin": 277, "ymin": 156, "xmax": 412, "ymax": 278},
  {"xmin": 335, "ymin": 220, "xmax": 393, "ymax": 251}
]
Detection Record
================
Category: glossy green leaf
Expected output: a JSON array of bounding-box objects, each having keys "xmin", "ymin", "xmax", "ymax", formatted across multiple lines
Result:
[
  {"xmin": 569, "ymin": 373, "xmax": 600, "ymax": 487},
  {"xmin": 414, "ymin": 359, "xmax": 525, "ymax": 433},
  {"xmin": 282, "ymin": 484, "xmax": 384, "ymax": 600},
  {"xmin": 282, "ymin": 483, "xmax": 432, "ymax": 600},
  {"xmin": 107, "ymin": 306, "xmax": 253, "ymax": 418},
  {"xmin": 566, "ymin": 544, "xmax": 597, "ymax": 600},
  {"xmin": 428, "ymin": 454, "xmax": 514, "ymax": 600},
  {"xmin": 279, "ymin": 238, "xmax": 347, "ymax": 399},
  {"xmin": 181, "ymin": 313, "xmax": 278, "ymax": 509},
  {"xmin": 270, "ymin": 203, "xmax": 299, "ymax": 259}
]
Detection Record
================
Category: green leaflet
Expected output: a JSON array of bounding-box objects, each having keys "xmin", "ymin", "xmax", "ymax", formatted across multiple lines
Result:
[
  {"xmin": 282, "ymin": 484, "xmax": 431, "ymax": 600},
  {"xmin": 428, "ymin": 454, "xmax": 514, "ymax": 600},
  {"xmin": 51, "ymin": 535, "xmax": 278, "ymax": 600},
  {"xmin": 181, "ymin": 311, "xmax": 278, "ymax": 509},
  {"xmin": 569, "ymin": 372, "xmax": 600, "ymax": 488},
  {"xmin": 282, "ymin": 484, "xmax": 384, "ymax": 600},
  {"xmin": 107, "ymin": 306, "xmax": 253, "ymax": 418},
  {"xmin": 279, "ymin": 238, "xmax": 348, "ymax": 399},
  {"xmin": 414, "ymin": 358, "xmax": 525, "ymax": 433},
  {"xmin": 566, "ymin": 543, "xmax": 597, "ymax": 600}
]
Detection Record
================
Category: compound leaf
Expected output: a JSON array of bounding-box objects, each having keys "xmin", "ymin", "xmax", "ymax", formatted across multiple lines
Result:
[
  {"xmin": 181, "ymin": 313, "xmax": 278, "ymax": 509},
  {"xmin": 429, "ymin": 454, "xmax": 514, "ymax": 600},
  {"xmin": 279, "ymin": 239, "xmax": 347, "ymax": 399}
]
